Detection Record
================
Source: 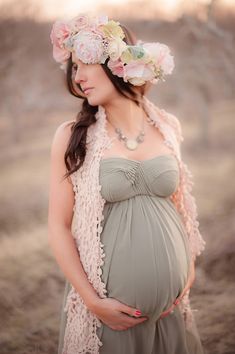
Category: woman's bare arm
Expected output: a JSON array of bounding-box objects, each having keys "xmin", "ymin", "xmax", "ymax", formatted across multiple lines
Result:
[{"xmin": 47, "ymin": 121, "xmax": 100, "ymax": 310}]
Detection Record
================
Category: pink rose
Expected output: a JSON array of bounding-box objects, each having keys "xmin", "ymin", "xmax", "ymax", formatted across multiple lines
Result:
[
  {"xmin": 50, "ymin": 20, "xmax": 71, "ymax": 63},
  {"xmin": 107, "ymin": 59, "xmax": 125, "ymax": 77},
  {"xmin": 73, "ymin": 30, "xmax": 108, "ymax": 64},
  {"xmin": 52, "ymin": 45, "xmax": 70, "ymax": 63},
  {"xmin": 160, "ymin": 54, "xmax": 174, "ymax": 75},
  {"xmin": 69, "ymin": 15, "xmax": 89, "ymax": 31},
  {"xmin": 94, "ymin": 14, "xmax": 109, "ymax": 26},
  {"xmin": 143, "ymin": 42, "xmax": 174, "ymax": 75},
  {"xmin": 50, "ymin": 20, "xmax": 70, "ymax": 47}
]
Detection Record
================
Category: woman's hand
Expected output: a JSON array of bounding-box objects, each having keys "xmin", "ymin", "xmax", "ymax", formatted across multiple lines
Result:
[
  {"xmin": 160, "ymin": 259, "xmax": 196, "ymax": 319},
  {"xmin": 159, "ymin": 302, "xmax": 176, "ymax": 319},
  {"xmin": 90, "ymin": 297, "xmax": 149, "ymax": 331}
]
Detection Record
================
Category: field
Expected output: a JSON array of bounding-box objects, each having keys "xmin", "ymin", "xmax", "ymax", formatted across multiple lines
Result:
[{"xmin": 0, "ymin": 3, "xmax": 235, "ymax": 353}]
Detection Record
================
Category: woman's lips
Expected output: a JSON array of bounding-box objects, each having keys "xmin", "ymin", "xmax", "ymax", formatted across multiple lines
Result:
[{"xmin": 83, "ymin": 88, "xmax": 94, "ymax": 95}]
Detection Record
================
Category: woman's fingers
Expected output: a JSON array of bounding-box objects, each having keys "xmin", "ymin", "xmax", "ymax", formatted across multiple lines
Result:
[
  {"xmin": 107, "ymin": 313, "xmax": 148, "ymax": 331},
  {"xmin": 119, "ymin": 313, "xmax": 149, "ymax": 328},
  {"xmin": 119, "ymin": 302, "xmax": 144, "ymax": 318},
  {"xmin": 160, "ymin": 303, "xmax": 175, "ymax": 319},
  {"xmin": 94, "ymin": 297, "xmax": 149, "ymax": 331}
]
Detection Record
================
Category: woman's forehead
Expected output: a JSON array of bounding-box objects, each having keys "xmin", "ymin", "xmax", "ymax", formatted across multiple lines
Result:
[{"xmin": 71, "ymin": 53, "xmax": 82, "ymax": 64}]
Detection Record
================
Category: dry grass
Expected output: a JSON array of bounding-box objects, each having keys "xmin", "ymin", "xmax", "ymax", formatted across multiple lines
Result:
[{"xmin": 0, "ymin": 226, "xmax": 65, "ymax": 354}]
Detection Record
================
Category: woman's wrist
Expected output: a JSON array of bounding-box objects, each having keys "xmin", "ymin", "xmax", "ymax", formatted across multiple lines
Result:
[{"xmin": 85, "ymin": 294, "xmax": 102, "ymax": 312}]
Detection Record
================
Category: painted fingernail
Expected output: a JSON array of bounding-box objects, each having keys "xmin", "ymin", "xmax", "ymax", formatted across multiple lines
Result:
[
  {"xmin": 174, "ymin": 298, "xmax": 180, "ymax": 305},
  {"xmin": 135, "ymin": 310, "xmax": 141, "ymax": 316}
]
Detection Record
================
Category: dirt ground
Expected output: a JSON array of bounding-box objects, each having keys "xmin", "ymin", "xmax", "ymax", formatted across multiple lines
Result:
[{"xmin": 0, "ymin": 3, "xmax": 235, "ymax": 354}]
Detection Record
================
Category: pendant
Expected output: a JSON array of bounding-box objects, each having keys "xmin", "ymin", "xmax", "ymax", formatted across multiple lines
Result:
[{"xmin": 125, "ymin": 139, "xmax": 138, "ymax": 150}]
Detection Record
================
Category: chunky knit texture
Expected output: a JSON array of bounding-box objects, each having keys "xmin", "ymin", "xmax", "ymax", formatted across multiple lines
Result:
[{"xmin": 62, "ymin": 95, "xmax": 206, "ymax": 354}]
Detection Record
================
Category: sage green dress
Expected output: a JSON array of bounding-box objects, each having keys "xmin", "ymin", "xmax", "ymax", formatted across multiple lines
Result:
[{"xmin": 58, "ymin": 154, "xmax": 204, "ymax": 354}]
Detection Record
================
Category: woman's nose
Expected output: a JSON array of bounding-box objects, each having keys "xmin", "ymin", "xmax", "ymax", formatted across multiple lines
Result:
[{"xmin": 74, "ymin": 67, "xmax": 86, "ymax": 84}]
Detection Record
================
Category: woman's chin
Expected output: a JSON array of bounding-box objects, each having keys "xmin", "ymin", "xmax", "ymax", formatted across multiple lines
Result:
[
  {"xmin": 87, "ymin": 96, "xmax": 104, "ymax": 107},
  {"xmin": 86, "ymin": 98, "xmax": 98, "ymax": 106}
]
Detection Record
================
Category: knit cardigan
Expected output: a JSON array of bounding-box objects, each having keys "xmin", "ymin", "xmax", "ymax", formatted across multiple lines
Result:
[{"xmin": 62, "ymin": 95, "xmax": 206, "ymax": 354}]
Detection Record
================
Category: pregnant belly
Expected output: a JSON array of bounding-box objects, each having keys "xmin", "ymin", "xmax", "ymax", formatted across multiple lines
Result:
[{"xmin": 100, "ymin": 196, "xmax": 191, "ymax": 322}]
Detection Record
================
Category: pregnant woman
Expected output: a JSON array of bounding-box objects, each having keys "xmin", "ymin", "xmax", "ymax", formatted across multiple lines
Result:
[{"xmin": 48, "ymin": 13, "xmax": 206, "ymax": 354}]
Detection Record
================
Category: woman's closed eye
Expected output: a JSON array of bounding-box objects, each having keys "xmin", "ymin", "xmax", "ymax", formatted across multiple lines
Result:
[{"xmin": 72, "ymin": 64, "xmax": 80, "ymax": 80}]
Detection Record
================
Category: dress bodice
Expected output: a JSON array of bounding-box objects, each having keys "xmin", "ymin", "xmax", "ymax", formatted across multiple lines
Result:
[{"xmin": 99, "ymin": 154, "xmax": 179, "ymax": 203}]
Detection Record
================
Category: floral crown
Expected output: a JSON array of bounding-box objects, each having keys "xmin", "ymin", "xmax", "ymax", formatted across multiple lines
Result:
[{"xmin": 50, "ymin": 13, "xmax": 175, "ymax": 86}]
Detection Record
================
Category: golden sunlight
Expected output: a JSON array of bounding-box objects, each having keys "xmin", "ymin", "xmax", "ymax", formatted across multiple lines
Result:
[{"xmin": 0, "ymin": 0, "xmax": 234, "ymax": 21}]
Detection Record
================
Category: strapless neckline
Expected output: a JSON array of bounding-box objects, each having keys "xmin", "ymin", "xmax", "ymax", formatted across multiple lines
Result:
[{"xmin": 100, "ymin": 153, "xmax": 176, "ymax": 165}]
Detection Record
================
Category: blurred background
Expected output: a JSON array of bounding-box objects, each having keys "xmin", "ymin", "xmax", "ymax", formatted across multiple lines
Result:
[{"xmin": 0, "ymin": 0, "xmax": 235, "ymax": 353}]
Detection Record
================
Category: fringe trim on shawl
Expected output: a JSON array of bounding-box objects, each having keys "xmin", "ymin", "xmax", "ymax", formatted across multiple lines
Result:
[{"xmin": 62, "ymin": 106, "xmax": 114, "ymax": 354}]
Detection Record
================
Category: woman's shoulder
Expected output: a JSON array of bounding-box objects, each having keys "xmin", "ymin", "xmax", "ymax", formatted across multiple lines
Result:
[
  {"xmin": 54, "ymin": 119, "xmax": 75, "ymax": 134},
  {"xmin": 50, "ymin": 119, "xmax": 75, "ymax": 155},
  {"xmin": 53, "ymin": 119, "xmax": 75, "ymax": 139}
]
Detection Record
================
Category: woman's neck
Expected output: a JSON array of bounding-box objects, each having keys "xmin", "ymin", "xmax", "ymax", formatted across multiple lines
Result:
[{"xmin": 103, "ymin": 96, "xmax": 147, "ymax": 135}]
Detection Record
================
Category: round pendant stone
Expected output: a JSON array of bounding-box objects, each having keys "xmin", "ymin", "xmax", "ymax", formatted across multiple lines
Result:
[{"xmin": 125, "ymin": 139, "xmax": 138, "ymax": 150}]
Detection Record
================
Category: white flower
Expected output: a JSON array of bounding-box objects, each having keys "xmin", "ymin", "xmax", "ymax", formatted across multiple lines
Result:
[
  {"xmin": 107, "ymin": 38, "xmax": 127, "ymax": 61},
  {"xmin": 123, "ymin": 61, "xmax": 155, "ymax": 86}
]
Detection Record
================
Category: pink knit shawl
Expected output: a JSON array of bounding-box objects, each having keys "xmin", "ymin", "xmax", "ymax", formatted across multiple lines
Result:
[{"xmin": 62, "ymin": 95, "xmax": 206, "ymax": 354}]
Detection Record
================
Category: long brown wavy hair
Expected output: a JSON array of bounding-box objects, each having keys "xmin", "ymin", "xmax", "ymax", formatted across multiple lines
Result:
[{"xmin": 63, "ymin": 24, "xmax": 149, "ymax": 180}]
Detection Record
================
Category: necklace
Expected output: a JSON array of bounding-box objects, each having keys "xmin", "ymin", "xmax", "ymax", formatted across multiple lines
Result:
[{"xmin": 106, "ymin": 112, "xmax": 146, "ymax": 151}]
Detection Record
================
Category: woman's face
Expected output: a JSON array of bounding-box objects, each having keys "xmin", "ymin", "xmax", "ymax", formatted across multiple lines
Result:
[{"xmin": 71, "ymin": 53, "xmax": 120, "ymax": 106}]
